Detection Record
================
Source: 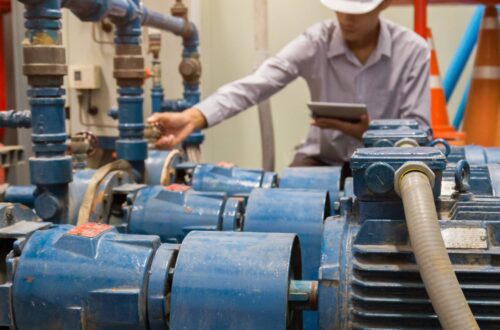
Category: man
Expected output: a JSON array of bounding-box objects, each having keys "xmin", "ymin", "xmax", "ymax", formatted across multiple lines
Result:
[{"xmin": 148, "ymin": 0, "xmax": 430, "ymax": 166}]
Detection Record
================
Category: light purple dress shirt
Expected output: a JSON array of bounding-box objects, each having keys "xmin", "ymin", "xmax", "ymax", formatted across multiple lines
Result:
[{"xmin": 196, "ymin": 18, "xmax": 430, "ymax": 164}]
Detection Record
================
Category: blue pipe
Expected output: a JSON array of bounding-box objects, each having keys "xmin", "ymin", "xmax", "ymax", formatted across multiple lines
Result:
[
  {"xmin": 18, "ymin": 0, "xmax": 73, "ymax": 223},
  {"xmin": 0, "ymin": 110, "xmax": 31, "ymax": 128},
  {"xmin": 151, "ymin": 80, "xmax": 164, "ymax": 114},
  {"xmin": 443, "ymin": 6, "xmax": 484, "ymax": 101},
  {"xmin": 4, "ymin": 186, "xmax": 36, "ymax": 208},
  {"xmin": 453, "ymin": 78, "xmax": 472, "ymax": 130},
  {"xmin": 61, "ymin": 0, "xmax": 189, "ymax": 36},
  {"xmin": 113, "ymin": 0, "xmax": 148, "ymax": 179},
  {"xmin": 161, "ymin": 25, "xmax": 205, "ymax": 146}
]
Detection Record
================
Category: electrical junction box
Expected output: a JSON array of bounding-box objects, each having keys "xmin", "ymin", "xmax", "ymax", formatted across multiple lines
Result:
[{"xmin": 68, "ymin": 64, "xmax": 101, "ymax": 90}]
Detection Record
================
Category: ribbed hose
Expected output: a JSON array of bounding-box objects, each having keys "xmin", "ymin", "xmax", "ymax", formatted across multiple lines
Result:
[{"xmin": 399, "ymin": 171, "xmax": 479, "ymax": 330}]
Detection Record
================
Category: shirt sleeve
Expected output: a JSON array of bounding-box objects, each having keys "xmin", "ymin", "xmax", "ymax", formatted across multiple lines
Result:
[
  {"xmin": 196, "ymin": 32, "xmax": 317, "ymax": 127},
  {"xmin": 399, "ymin": 45, "xmax": 431, "ymax": 127}
]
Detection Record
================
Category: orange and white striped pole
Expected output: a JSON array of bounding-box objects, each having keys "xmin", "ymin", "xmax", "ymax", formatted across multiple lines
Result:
[
  {"xmin": 463, "ymin": 5, "xmax": 500, "ymax": 146},
  {"xmin": 427, "ymin": 28, "xmax": 466, "ymax": 145}
]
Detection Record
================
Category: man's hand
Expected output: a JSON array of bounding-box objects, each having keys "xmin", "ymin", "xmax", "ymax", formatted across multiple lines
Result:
[
  {"xmin": 311, "ymin": 114, "xmax": 370, "ymax": 140},
  {"xmin": 147, "ymin": 108, "xmax": 207, "ymax": 149}
]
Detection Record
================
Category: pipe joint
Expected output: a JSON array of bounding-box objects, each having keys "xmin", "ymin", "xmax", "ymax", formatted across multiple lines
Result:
[{"xmin": 394, "ymin": 161, "xmax": 436, "ymax": 197}]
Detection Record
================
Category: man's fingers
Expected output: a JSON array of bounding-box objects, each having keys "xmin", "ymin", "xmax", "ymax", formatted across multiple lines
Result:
[
  {"xmin": 155, "ymin": 135, "xmax": 176, "ymax": 149},
  {"xmin": 147, "ymin": 113, "xmax": 161, "ymax": 124}
]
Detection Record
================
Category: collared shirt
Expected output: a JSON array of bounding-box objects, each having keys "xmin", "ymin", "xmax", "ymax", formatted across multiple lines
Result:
[{"xmin": 196, "ymin": 19, "xmax": 430, "ymax": 164}]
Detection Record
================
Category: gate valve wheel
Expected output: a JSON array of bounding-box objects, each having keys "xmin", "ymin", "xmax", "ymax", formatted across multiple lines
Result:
[{"xmin": 75, "ymin": 131, "xmax": 99, "ymax": 156}]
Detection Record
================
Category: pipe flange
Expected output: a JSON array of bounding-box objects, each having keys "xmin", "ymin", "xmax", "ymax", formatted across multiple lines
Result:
[
  {"xmin": 394, "ymin": 161, "xmax": 436, "ymax": 197},
  {"xmin": 394, "ymin": 138, "xmax": 419, "ymax": 148}
]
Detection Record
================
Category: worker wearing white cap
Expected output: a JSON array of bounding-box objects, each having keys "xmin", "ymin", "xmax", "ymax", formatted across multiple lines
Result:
[{"xmin": 148, "ymin": 0, "xmax": 430, "ymax": 166}]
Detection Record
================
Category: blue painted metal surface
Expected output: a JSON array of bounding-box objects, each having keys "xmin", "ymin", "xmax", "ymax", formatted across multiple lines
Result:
[
  {"xmin": 280, "ymin": 167, "xmax": 340, "ymax": 214},
  {"xmin": 4, "ymin": 186, "xmax": 36, "ymax": 208},
  {"xmin": 145, "ymin": 149, "xmax": 182, "ymax": 186},
  {"xmin": 151, "ymin": 84, "xmax": 164, "ymax": 114},
  {"xmin": 318, "ymin": 211, "xmax": 500, "ymax": 329},
  {"xmin": 0, "ymin": 110, "xmax": 31, "ymax": 128},
  {"xmin": 449, "ymin": 145, "xmax": 500, "ymax": 165},
  {"xmin": 128, "ymin": 185, "xmax": 232, "ymax": 243},
  {"xmin": 363, "ymin": 128, "xmax": 432, "ymax": 147},
  {"xmin": 443, "ymin": 6, "xmax": 484, "ymax": 101},
  {"xmin": 351, "ymin": 147, "xmax": 446, "ymax": 220},
  {"xmin": 191, "ymin": 163, "xmax": 278, "ymax": 197},
  {"xmin": 244, "ymin": 189, "xmax": 328, "ymax": 280},
  {"xmin": 170, "ymin": 231, "xmax": 303, "ymax": 330},
  {"xmin": 1, "ymin": 216, "xmax": 309, "ymax": 329},
  {"xmin": 11, "ymin": 224, "xmax": 161, "ymax": 329},
  {"xmin": 113, "ymin": 0, "xmax": 148, "ymax": 177},
  {"xmin": 313, "ymin": 145, "xmax": 500, "ymax": 329},
  {"xmin": 19, "ymin": 0, "xmax": 73, "ymax": 223},
  {"xmin": 368, "ymin": 119, "xmax": 420, "ymax": 130},
  {"xmin": 61, "ymin": 0, "xmax": 189, "ymax": 35}
]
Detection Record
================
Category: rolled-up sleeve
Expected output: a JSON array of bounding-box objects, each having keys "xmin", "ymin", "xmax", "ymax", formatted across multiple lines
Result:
[
  {"xmin": 196, "ymin": 32, "xmax": 317, "ymax": 127},
  {"xmin": 399, "ymin": 46, "xmax": 431, "ymax": 127}
]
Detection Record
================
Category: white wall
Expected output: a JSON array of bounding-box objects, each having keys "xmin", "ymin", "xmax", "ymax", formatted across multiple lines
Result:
[{"xmin": 199, "ymin": 1, "xmax": 476, "ymax": 170}]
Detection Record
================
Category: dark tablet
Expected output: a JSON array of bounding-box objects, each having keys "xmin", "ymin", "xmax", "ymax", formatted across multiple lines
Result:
[{"xmin": 308, "ymin": 102, "xmax": 367, "ymax": 123}]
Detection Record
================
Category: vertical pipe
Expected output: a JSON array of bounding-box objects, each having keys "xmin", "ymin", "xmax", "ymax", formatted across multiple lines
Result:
[
  {"xmin": 255, "ymin": 0, "xmax": 275, "ymax": 172},
  {"xmin": 443, "ymin": 6, "xmax": 484, "ymax": 102},
  {"xmin": 149, "ymin": 29, "xmax": 163, "ymax": 114},
  {"xmin": 113, "ymin": 0, "xmax": 148, "ymax": 179},
  {"xmin": 18, "ymin": 0, "xmax": 73, "ymax": 222},
  {"xmin": 414, "ymin": 0, "xmax": 427, "ymax": 38},
  {"xmin": 453, "ymin": 78, "xmax": 471, "ymax": 130}
]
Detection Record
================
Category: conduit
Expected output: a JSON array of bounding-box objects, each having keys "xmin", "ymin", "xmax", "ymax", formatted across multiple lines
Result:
[
  {"xmin": 395, "ymin": 162, "xmax": 479, "ymax": 330},
  {"xmin": 255, "ymin": 0, "xmax": 275, "ymax": 172}
]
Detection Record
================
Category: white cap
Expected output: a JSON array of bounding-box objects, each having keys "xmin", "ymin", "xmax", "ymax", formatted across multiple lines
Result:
[{"xmin": 321, "ymin": 0, "xmax": 384, "ymax": 14}]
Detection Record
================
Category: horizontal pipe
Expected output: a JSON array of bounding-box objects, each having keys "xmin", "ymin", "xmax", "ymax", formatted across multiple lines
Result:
[
  {"xmin": 62, "ymin": 0, "xmax": 192, "ymax": 37},
  {"xmin": 0, "ymin": 110, "xmax": 31, "ymax": 128},
  {"xmin": 141, "ymin": 6, "xmax": 188, "ymax": 37},
  {"xmin": 4, "ymin": 185, "xmax": 36, "ymax": 208}
]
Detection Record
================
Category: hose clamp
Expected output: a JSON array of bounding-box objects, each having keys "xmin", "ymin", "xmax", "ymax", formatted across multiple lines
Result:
[
  {"xmin": 395, "ymin": 138, "xmax": 419, "ymax": 148},
  {"xmin": 394, "ymin": 161, "xmax": 436, "ymax": 197}
]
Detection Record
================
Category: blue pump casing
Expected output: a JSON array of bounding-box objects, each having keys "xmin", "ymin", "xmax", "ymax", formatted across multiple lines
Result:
[{"xmin": 191, "ymin": 163, "xmax": 278, "ymax": 197}]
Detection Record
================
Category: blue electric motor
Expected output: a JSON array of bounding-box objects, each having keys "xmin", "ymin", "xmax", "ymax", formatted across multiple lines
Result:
[
  {"xmin": 125, "ymin": 185, "xmax": 329, "ymax": 270},
  {"xmin": 125, "ymin": 184, "xmax": 241, "ymax": 243},
  {"xmin": 315, "ymin": 146, "xmax": 499, "ymax": 329},
  {"xmin": 0, "ymin": 218, "xmax": 317, "ymax": 329}
]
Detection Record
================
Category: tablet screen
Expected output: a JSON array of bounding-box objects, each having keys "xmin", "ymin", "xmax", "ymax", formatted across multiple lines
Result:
[{"xmin": 308, "ymin": 102, "xmax": 367, "ymax": 123}]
